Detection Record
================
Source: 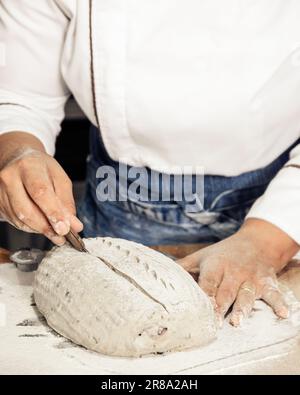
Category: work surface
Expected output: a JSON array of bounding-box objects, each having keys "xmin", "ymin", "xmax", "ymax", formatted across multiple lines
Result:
[{"xmin": 1, "ymin": 262, "xmax": 300, "ymax": 375}]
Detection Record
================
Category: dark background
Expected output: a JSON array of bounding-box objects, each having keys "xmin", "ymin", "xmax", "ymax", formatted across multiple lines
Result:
[{"xmin": 0, "ymin": 98, "xmax": 90, "ymax": 251}]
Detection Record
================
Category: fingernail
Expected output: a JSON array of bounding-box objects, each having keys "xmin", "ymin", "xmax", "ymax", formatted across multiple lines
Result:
[
  {"xmin": 72, "ymin": 216, "xmax": 84, "ymax": 232},
  {"xmin": 53, "ymin": 220, "xmax": 70, "ymax": 236},
  {"xmin": 50, "ymin": 235, "xmax": 66, "ymax": 246},
  {"xmin": 230, "ymin": 312, "xmax": 243, "ymax": 327},
  {"xmin": 278, "ymin": 307, "xmax": 289, "ymax": 319}
]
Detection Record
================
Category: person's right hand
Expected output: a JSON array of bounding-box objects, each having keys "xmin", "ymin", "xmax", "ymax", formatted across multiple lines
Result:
[{"xmin": 0, "ymin": 147, "xmax": 83, "ymax": 245}]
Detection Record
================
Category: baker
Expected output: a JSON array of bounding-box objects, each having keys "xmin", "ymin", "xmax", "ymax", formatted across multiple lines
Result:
[{"xmin": 1, "ymin": 1, "xmax": 300, "ymax": 327}]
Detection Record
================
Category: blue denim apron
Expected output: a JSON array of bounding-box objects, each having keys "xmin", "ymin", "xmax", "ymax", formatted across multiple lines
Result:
[{"xmin": 78, "ymin": 126, "xmax": 297, "ymax": 245}]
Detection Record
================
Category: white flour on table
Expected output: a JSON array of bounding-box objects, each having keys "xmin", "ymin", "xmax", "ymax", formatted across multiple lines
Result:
[{"xmin": 0, "ymin": 263, "xmax": 300, "ymax": 374}]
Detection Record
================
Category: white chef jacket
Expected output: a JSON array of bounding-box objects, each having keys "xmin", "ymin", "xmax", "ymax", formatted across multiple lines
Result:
[{"xmin": 1, "ymin": 0, "xmax": 300, "ymax": 243}]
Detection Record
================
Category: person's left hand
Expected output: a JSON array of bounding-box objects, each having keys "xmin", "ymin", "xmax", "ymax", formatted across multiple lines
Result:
[{"xmin": 178, "ymin": 219, "xmax": 299, "ymax": 327}]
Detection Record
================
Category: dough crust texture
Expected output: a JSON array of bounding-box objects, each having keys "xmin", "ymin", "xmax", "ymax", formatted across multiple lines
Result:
[{"xmin": 34, "ymin": 237, "xmax": 217, "ymax": 357}]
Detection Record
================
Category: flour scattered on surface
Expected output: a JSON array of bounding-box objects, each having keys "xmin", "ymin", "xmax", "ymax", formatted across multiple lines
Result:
[
  {"xmin": 0, "ymin": 303, "xmax": 6, "ymax": 327},
  {"xmin": 1, "ymin": 257, "xmax": 300, "ymax": 374}
]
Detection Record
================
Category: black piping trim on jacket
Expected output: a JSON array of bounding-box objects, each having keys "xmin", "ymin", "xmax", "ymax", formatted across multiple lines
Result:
[
  {"xmin": 0, "ymin": 103, "xmax": 30, "ymax": 109},
  {"xmin": 53, "ymin": 0, "xmax": 71, "ymax": 20},
  {"xmin": 89, "ymin": 0, "xmax": 100, "ymax": 128}
]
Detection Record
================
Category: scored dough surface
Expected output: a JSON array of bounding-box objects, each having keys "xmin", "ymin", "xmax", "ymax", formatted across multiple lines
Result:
[{"xmin": 34, "ymin": 237, "xmax": 217, "ymax": 357}]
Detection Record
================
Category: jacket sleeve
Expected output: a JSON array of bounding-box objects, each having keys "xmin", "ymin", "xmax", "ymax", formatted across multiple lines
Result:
[
  {"xmin": 246, "ymin": 143, "xmax": 300, "ymax": 244},
  {"xmin": 0, "ymin": 0, "xmax": 70, "ymax": 155}
]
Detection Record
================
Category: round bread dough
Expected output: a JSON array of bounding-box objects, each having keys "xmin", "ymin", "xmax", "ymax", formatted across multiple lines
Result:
[{"xmin": 34, "ymin": 237, "xmax": 217, "ymax": 357}]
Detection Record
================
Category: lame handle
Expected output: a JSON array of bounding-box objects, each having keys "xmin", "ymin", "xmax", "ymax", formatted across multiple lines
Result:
[{"xmin": 65, "ymin": 230, "xmax": 88, "ymax": 252}]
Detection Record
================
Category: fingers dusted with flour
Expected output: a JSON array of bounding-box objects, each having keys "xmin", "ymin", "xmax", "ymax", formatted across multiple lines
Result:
[
  {"xmin": 50, "ymin": 161, "xmax": 83, "ymax": 234},
  {"xmin": 261, "ymin": 281, "xmax": 289, "ymax": 319},
  {"xmin": 199, "ymin": 263, "xmax": 223, "ymax": 299},
  {"xmin": 0, "ymin": 174, "xmax": 66, "ymax": 245},
  {"xmin": 0, "ymin": 132, "xmax": 83, "ymax": 245},
  {"xmin": 178, "ymin": 218, "xmax": 299, "ymax": 326},
  {"xmin": 229, "ymin": 282, "xmax": 256, "ymax": 327},
  {"xmin": 215, "ymin": 276, "xmax": 241, "ymax": 319},
  {"xmin": 21, "ymin": 155, "xmax": 71, "ymax": 236}
]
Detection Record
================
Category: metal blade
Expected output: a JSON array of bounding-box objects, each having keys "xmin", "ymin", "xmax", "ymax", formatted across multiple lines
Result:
[{"xmin": 65, "ymin": 230, "xmax": 88, "ymax": 253}]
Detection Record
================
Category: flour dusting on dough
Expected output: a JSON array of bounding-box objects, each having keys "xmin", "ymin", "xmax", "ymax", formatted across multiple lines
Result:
[{"xmin": 33, "ymin": 237, "xmax": 217, "ymax": 357}]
